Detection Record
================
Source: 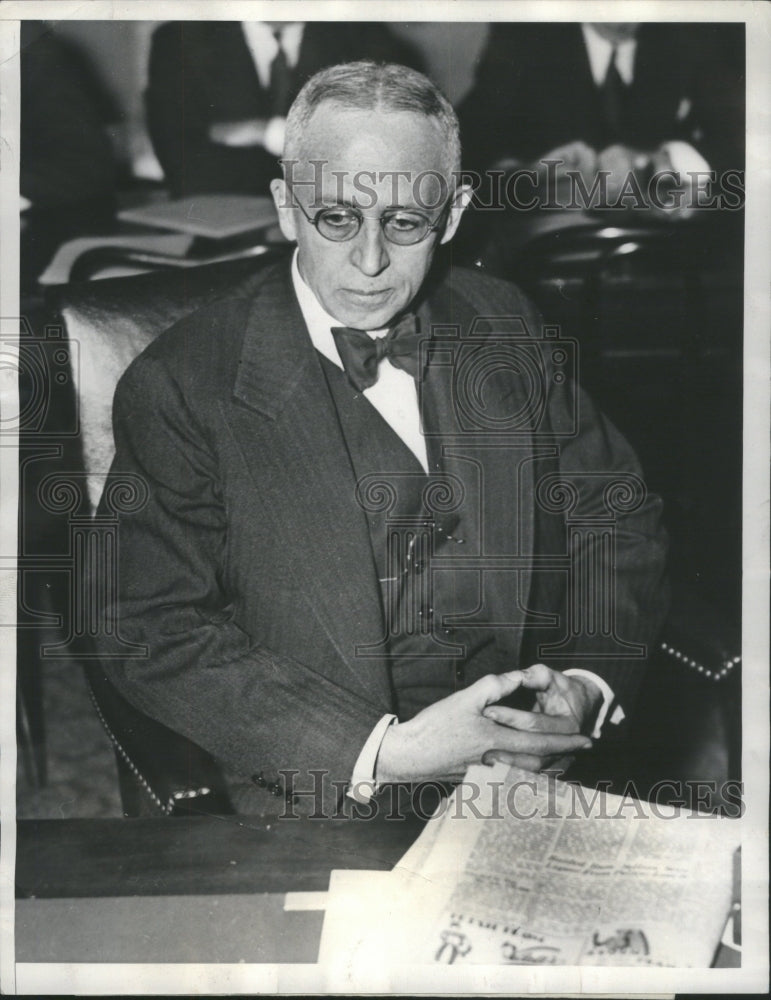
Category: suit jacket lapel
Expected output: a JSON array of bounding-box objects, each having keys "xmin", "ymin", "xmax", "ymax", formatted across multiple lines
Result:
[
  {"xmin": 230, "ymin": 263, "xmax": 391, "ymax": 705},
  {"xmin": 420, "ymin": 274, "xmax": 536, "ymax": 664},
  {"xmin": 226, "ymin": 262, "xmax": 540, "ymax": 694}
]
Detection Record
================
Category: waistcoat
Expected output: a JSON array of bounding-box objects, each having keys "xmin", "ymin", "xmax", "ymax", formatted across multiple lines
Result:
[{"xmin": 318, "ymin": 353, "xmax": 510, "ymax": 720}]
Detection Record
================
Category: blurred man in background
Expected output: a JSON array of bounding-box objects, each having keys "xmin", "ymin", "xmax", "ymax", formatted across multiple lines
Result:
[
  {"xmin": 145, "ymin": 20, "xmax": 423, "ymax": 197},
  {"xmin": 459, "ymin": 22, "xmax": 744, "ymax": 210},
  {"xmin": 20, "ymin": 20, "xmax": 117, "ymax": 288}
]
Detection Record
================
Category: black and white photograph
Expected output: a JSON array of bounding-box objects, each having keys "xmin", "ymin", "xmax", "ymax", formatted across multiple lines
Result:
[{"xmin": 0, "ymin": 1, "xmax": 768, "ymax": 994}]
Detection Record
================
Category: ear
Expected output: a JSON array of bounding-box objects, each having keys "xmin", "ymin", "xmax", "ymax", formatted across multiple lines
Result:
[
  {"xmin": 270, "ymin": 178, "xmax": 299, "ymax": 243},
  {"xmin": 439, "ymin": 183, "xmax": 474, "ymax": 246}
]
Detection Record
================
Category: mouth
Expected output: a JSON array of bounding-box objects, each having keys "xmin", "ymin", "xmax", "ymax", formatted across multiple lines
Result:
[{"xmin": 341, "ymin": 288, "xmax": 393, "ymax": 303}]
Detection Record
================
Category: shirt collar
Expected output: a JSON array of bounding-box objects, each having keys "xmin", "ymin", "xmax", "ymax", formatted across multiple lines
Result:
[
  {"xmin": 241, "ymin": 22, "xmax": 305, "ymax": 90},
  {"xmin": 581, "ymin": 23, "xmax": 636, "ymax": 86},
  {"xmin": 290, "ymin": 250, "xmax": 388, "ymax": 371}
]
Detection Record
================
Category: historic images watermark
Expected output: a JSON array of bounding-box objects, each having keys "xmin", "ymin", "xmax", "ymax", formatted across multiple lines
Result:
[
  {"xmin": 275, "ymin": 769, "xmax": 745, "ymax": 822},
  {"xmin": 277, "ymin": 160, "xmax": 745, "ymax": 213},
  {"xmin": 5, "ymin": 316, "xmax": 149, "ymax": 664}
]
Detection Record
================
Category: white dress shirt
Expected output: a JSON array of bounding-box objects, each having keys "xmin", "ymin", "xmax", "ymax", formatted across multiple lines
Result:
[
  {"xmin": 240, "ymin": 22, "xmax": 304, "ymax": 88},
  {"xmin": 290, "ymin": 251, "xmax": 621, "ymax": 799},
  {"xmin": 581, "ymin": 23, "xmax": 637, "ymax": 87},
  {"xmin": 581, "ymin": 23, "xmax": 711, "ymax": 176},
  {"xmin": 291, "ymin": 251, "xmax": 429, "ymax": 471}
]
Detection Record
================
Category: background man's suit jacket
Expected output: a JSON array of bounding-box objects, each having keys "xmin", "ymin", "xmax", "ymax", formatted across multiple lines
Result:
[
  {"xmin": 458, "ymin": 22, "xmax": 745, "ymax": 176},
  {"xmin": 146, "ymin": 21, "xmax": 424, "ymax": 197},
  {"xmin": 102, "ymin": 259, "xmax": 668, "ymax": 796}
]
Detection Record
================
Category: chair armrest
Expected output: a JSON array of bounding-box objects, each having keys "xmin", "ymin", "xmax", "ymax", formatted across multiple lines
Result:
[
  {"xmin": 85, "ymin": 664, "xmax": 234, "ymax": 816},
  {"xmin": 658, "ymin": 587, "xmax": 741, "ymax": 682}
]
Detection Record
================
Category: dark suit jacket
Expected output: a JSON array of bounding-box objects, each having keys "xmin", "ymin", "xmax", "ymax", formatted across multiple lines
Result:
[
  {"xmin": 102, "ymin": 260, "xmax": 668, "ymax": 797},
  {"xmin": 458, "ymin": 23, "xmax": 744, "ymax": 176},
  {"xmin": 146, "ymin": 21, "xmax": 424, "ymax": 197},
  {"xmin": 21, "ymin": 22, "xmax": 117, "ymax": 208}
]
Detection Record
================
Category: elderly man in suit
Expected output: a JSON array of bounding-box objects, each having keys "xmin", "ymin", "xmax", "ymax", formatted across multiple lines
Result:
[{"xmin": 103, "ymin": 62, "xmax": 668, "ymax": 814}]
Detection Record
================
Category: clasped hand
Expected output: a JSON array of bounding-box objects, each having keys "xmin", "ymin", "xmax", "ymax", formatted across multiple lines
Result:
[
  {"xmin": 537, "ymin": 141, "xmax": 695, "ymax": 219},
  {"xmin": 376, "ymin": 664, "xmax": 601, "ymax": 784}
]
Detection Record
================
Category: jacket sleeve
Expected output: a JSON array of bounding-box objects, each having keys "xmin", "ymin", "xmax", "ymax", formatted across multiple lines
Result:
[
  {"xmin": 541, "ymin": 367, "xmax": 670, "ymax": 714},
  {"xmin": 456, "ymin": 268, "xmax": 669, "ymax": 717},
  {"xmin": 98, "ymin": 347, "xmax": 386, "ymax": 797}
]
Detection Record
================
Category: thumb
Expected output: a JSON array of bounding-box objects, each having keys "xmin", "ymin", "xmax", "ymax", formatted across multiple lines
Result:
[
  {"xmin": 473, "ymin": 670, "xmax": 525, "ymax": 708},
  {"xmin": 520, "ymin": 663, "xmax": 555, "ymax": 692},
  {"xmin": 482, "ymin": 749, "xmax": 516, "ymax": 767}
]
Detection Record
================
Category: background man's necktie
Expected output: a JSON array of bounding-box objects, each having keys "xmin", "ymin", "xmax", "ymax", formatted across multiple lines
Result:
[
  {"xmin": 331, "ymin": 314, "xmax": 425, "ymax": 392},
  {"xmin": 601, "ymin": 46, "xmax": 630, "ymax": 141},
  {"xmin": 269, "ymin": 30, "xmax": 292, "ymax": 118}
]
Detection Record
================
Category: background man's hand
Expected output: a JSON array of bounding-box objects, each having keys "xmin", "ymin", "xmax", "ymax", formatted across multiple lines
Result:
[
  {"xmin": 376, "ymin": 670, "xmax": 593, "ymax": 784},
  {"xmin": 597, "ymin": 143, "xmax": 653, "ymax": 201},
  {"xmin": 481, "ymin": 663, "xmax": 603, "ymax": 774},
  {"xmin": 646, "ymin": 145, "xmax": 699, "ymax": 221},
  {"xmin": 209, "ymin": 118, "xmax": 269, "ymax": 148},
  {"xmin": 539, "ymin": 140, "xmax": 599, "ymax": 181}
]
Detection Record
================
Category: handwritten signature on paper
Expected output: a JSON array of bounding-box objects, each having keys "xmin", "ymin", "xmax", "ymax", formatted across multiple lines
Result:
[
  {"xmin": 435, "ymin": 928, "xmax": 473, "ymax": 964},
  {"xmin": 500, "ymin": 940, "xmax": 561, "ymax": 964},
  {"xmin": 586, "ymin": 928, "xmax": 650, "ymax": 956},
  {"xmin": 434, "ymin": 914, "xmax": 563, "ymax": 965}
]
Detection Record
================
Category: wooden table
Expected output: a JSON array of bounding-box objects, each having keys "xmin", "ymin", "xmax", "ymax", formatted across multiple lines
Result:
[
  {"xmin": 15, "ymin": 813, "xmax": 739, "ymax": 967},
  {"xmin": 15, "ymin": 813, "xmax": 424, "ymax": 964}
]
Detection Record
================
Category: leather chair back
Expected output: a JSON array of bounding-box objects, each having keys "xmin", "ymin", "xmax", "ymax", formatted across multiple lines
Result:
[{"xmin": 49, "ymin": 252, "xmax": 282, "ymax": 513}]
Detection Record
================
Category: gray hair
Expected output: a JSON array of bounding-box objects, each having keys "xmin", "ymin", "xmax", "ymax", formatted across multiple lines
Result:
[{"xmin": 283, "ymin": 60, "xmax": 461, "ymax": 176}]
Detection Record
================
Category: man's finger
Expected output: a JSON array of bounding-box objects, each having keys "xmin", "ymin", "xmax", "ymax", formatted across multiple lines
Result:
[
  {"xmin": 482, "ymin": 705, "xmax": 578, "ymax": 734},
  {"xmin": 519, "ymin": 663, "xmax": 560, "ymax": 691},
  {"xmin": 489, "ymin": 729, "xmax": 592, "ymax": 756},
  {"xmin": 482, "ymin": 750, "xmax": 544, "ymax": 771},
  {"xmin": 482, "ymin": 750, "xmax": 568, "ymax": 773},
  {"xmin": 543, "ymin": 755, "xmax": 576, "ymax": 777}
]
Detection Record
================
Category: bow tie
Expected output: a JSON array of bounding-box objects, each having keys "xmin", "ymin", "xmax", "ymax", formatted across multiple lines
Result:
[{"xmin": 331, "ymin": 313, "xmax": 425, "ymax": 392}]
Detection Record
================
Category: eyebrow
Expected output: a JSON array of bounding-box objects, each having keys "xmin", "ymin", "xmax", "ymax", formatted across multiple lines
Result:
[{"xmin": 311, "ymin": 198, "xmax": 424, "ymax": 214}]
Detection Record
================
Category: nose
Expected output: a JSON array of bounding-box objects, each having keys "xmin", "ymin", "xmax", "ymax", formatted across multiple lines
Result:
[{"xmin": 350, "ymin": 218, "xmax": 390, "ymax": 276}]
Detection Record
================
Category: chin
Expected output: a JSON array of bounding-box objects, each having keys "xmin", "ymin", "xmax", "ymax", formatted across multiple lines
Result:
[
  {"xmin": 334, "ymin": 297, "xmax": 404, "ymax": 331},
  {"xmin": 349, "ymin": 308, "xmax": 400, "ymax": 330}
]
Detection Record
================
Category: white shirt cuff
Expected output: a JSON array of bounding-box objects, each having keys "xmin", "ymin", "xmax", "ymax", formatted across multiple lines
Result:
[
  {"xmin": 263, "ymin": 116, "xmax": 287, "ymax": 158},
  {"xmin": 660, "ymin": 140, "xmax": 711, "ymax": 179},
  {"xmin": 563, "ymin": 669, "xmax": 624, "ymax": 738},
  {"xmin": 347, "ymin": 713, "xmax": 398, "ymax": 803}
]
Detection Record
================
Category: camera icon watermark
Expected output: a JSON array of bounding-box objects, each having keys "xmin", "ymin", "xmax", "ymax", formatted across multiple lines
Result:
[
  {"xmin": 1, "ymin": 317, "xmax": 79, "ymax": 437},
  {"xmin": 421, "ymin": 317, "xmax": 578, "ymax": 439}
]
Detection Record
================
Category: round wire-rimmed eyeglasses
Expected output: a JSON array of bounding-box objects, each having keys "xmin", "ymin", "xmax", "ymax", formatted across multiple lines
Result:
[{"xmin": 285, "ymin": 181, "xmax": 451, "ymax": 246}]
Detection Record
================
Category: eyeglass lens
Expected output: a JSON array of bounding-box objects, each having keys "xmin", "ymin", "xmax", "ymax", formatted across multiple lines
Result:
[{"xmin": 315, "ymin": 207, "xmax": 437, "ymax": 245}]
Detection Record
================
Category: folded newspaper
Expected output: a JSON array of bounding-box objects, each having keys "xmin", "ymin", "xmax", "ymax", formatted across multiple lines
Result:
[{"xmin": 318, "ymin": 763, "xmax": 739, "ymax": 971}]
